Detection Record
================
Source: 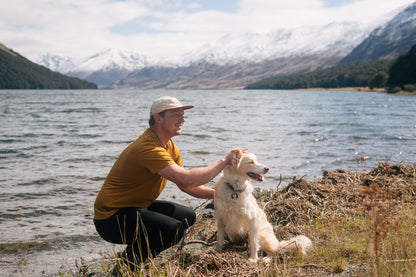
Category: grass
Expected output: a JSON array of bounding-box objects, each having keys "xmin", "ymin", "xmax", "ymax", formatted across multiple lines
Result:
[
  {"xmin": 64, "ymin": 162, "xmax": 416, "ymax": 276},
  {"xmin": 308, "ymin": 207, "xmax": 416, "ymax": 276}
]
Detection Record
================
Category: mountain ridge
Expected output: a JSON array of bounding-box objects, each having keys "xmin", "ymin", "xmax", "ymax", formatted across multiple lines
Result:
[
  {"xmin": 0, "ymin": 43, "xmax": 97, "ymax": 89},
  {"xmin": 112, "ymin": 54, "xmax": 342, "ymax": 90},
  {"xmin": 339, "ymin": 2, "xmax": 416, "ymax": 64},
  {"xmin": 35, "ymin": 1, "xmax": 416, "ymax": 89}
]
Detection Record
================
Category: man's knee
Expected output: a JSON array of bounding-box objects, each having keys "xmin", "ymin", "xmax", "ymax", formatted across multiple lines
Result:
[{"xmin": 184, "ymin": 211, "xmax": 196, "ymax": 227}]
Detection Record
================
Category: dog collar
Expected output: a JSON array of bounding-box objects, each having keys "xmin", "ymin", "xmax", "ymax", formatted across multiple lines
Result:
[{"xmin": 226, "ymin": 182, "xmax": 245, "ymax": 199}]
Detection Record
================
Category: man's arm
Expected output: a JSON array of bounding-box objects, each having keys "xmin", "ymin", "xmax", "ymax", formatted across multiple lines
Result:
[
  {"xmin": 179, "ymin": 185, "xmax": 215, "ymax": 199},
  {"xmin": 157, "ymin": 154, "xmax": 231, "ymax": 193}
]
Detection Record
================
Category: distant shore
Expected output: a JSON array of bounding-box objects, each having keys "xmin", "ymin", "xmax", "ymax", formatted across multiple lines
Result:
[
  {"xmin": 298, "ymin": 86, "xmax": 386, "ymax": 92},
  {"xmin": 298, "ymin": 87, "xmax": 416, "ymax": 95}
]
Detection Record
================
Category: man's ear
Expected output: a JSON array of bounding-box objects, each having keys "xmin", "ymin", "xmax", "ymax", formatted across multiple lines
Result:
[
  {"xmin": 231, "ymin": 148, "xmax": 243, "ymax": 168},
  {"xmin": 154, "ymin": 113, "xmax": 162, "ymax": 123}
]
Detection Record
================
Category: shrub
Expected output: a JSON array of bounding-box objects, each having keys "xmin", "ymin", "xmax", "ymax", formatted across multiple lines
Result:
[
  {"xmin": 369, "ymin": 72, "xmax": 388, "ymax": 89},
  {"xmin": 403, "ymin": 84, "xmax": 415, "ymax": 92},
  {"xmin": 387, "ymin": 86, "xmax": 401, "ymax": 94}
]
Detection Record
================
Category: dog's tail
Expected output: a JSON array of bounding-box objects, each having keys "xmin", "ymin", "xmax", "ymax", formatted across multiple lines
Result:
[
  {"xmin": 260, "ymin": 231, "xmax": 280, "ymax": 254},
  {"xmin": 276, "ymin": 235, "xmax": 312, "ymax": 255}
]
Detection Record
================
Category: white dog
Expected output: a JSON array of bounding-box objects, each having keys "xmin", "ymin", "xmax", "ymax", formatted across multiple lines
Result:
[{"xmin": 214, "ymin": 148, "xmax": 312, "ymax": 262}]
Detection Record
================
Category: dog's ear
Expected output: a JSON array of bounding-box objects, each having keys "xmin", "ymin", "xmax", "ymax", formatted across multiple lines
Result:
[{"xmin": 231, "ymin": 148, "xmax": 243, "ymax": 168}]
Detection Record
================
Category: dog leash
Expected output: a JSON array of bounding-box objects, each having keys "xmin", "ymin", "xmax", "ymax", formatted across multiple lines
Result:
[{"xmin": 226, "ymin": 182, "xmax": 245, "ymax": 199}]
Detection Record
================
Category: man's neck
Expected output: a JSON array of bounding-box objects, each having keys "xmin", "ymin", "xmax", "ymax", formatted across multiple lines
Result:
[{"xmin": 150, "ymin": 126, "xmax": 171, "ymax": 147}]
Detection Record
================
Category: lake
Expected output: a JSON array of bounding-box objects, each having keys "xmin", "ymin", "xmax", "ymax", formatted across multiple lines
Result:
[{"xmin": 1, "ymin": 89, "xmax": 415, "ymax": 275}]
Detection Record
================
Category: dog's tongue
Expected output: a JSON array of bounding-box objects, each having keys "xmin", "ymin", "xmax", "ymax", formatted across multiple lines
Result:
[{"xmin": 247, "ymin": 172, "xmax": 265, "ymax": 182}]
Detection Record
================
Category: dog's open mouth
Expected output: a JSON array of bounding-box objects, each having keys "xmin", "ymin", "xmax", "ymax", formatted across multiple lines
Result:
[{"xmin": 247, "ymin": 172, "xmax": 265, "ymax": 182}]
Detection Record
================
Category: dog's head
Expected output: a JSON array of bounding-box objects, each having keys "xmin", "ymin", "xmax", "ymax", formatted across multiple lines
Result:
[{"xmin": 228, "ymin": 148, "xmax": 269, "ymax": 182}]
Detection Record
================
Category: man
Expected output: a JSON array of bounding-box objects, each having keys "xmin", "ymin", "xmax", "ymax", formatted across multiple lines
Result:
[{"xmin": 93, "ymin": 96, "xmax": 231, "ymax": 266}]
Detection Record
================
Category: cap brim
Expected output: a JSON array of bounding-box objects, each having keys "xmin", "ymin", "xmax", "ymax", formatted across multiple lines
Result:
[{"xmin": 167, "ymin": 105, "xmax": 194, "ymax": 111}]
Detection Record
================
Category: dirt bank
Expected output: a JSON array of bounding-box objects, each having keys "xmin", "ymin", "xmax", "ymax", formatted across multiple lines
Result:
[{"xmin": 172, "ymin": 162, "xmax": 416, "ymax": 276}]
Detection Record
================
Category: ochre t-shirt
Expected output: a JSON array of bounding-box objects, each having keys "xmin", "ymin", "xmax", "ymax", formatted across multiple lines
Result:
[{"xmin": 94, "ymin": 128, "xmax": 183, "ymax": 220}]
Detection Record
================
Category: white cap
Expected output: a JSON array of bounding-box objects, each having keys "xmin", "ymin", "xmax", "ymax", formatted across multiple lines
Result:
[{"xmin": 150, "ymin": 96, "xmax": 194, "ymax": 117}]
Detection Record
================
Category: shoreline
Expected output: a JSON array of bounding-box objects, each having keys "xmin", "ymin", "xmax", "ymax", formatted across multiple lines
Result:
[
  {"xmin": 36, "ymin": 162, "xmax": 416, "ymax": 276},
  {"xmin": 297, "ymin": 86, "xmax": 386, "ymax": 92},
  {"xmin": 298, "ymin": 86, "xmax": 416, "ymax": 95},
  {"xmin": 2, "ymin": 162, "xmax": 415, "ymax": 276}
]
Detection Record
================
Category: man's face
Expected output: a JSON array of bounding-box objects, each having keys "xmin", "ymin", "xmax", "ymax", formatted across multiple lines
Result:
[{"xmin": 160, "ymin": 108, "xmax": 186, "ymax": 137}]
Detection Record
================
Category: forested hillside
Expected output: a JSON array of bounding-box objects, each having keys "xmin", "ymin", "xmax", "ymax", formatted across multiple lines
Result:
[
  {"xmin": 0, "ymin": 43, "xmax": 97, "ymax": 89},
  {"xmin": 246, "ymin": 43, "xmax": 416, "ymax": 93},
  {"xmin": 387, "ymin": 44, "xmax": 416, "ymax": 89},
  {"xmin": 245, "ymin": 60, "xmax": 392, "ymax": 90}
]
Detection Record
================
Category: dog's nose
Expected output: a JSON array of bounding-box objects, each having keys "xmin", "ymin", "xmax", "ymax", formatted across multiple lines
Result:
[{"xmin": 264, "ymin": 167, "xmax": 269, "ymax": 173}]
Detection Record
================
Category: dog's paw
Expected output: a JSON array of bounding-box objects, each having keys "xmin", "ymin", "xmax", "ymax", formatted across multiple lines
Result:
[
  {"xmin": 248, "ymin": 258, "xmax": 258, "ymax": 263},
  {"xmin": 262, "ymin": 257, "xmax": 272, "ymax": 264}
]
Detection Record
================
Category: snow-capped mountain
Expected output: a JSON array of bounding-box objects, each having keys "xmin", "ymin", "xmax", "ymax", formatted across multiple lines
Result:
[
  {"xmin": 37, "ymin": 48, "xmax": 150, "ymax": 86},
  {"xmin": 183, "ymin": 22, "xmax": 371, "ymax": 66},
  {"xmin": 340, "ymin": 1, "xmax": 416, "ymax": 64},
  {"xmin": 38, "ymin": 48, "xmax": 149, "ymax": 74},
  {"xmin": 37, "ymin": 54, "xmax": 75, "ymax": 72},
  {"xmin": 38, "ymin": 22, "xmax": 371, "ymax": 75},
  {"xmin": 36, "ymin": 1, "xmax": 416, "ymax": 89},
  {"xmin": 73, "ymin": 48, "xmax": 149, "ymax": 73}
]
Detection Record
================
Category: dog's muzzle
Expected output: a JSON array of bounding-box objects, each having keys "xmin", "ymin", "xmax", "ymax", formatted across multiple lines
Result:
[{"xmin": 247, "ymin": 167, "xmax": 269, "ymax": 182}]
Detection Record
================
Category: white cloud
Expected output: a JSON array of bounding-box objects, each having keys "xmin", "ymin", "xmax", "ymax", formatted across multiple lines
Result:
[{"xmin": 0, "ymin": 0, "xmax": 414, "ymax": 61}]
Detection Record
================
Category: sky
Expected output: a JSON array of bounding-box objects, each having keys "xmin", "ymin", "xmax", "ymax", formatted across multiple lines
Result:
[{"xmin": 0, "ymin": 0, "xmax": 414, "ymax": 61}]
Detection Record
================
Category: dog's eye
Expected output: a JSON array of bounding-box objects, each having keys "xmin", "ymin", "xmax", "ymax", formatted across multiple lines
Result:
[{"xmin": 249, "ymin": 161, "xmax": 255, "ymax": 164}]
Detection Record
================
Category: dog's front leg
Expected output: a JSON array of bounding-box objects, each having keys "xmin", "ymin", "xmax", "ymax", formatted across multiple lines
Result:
[
  {"xmin": 216, "ymin": 218, "xmax": 225, "ymax": 252},
  {"xmin": 248, "ymin": 219, "xmax": 259, "ymax": 262}
]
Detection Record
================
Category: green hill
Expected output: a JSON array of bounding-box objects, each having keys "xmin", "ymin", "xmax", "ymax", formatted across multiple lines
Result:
[
  {"xmin": 245, "ymin": 60, "xmax": 393, "ymax": 90},
  {"xmin": 0, "ymin": 43, "xmax": 97, "ymax": 89}
]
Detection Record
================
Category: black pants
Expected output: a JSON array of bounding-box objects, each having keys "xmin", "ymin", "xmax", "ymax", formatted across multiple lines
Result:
[{"xmin": 94, "ymin": 200, "xmax": 196, "ymax": 261}]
